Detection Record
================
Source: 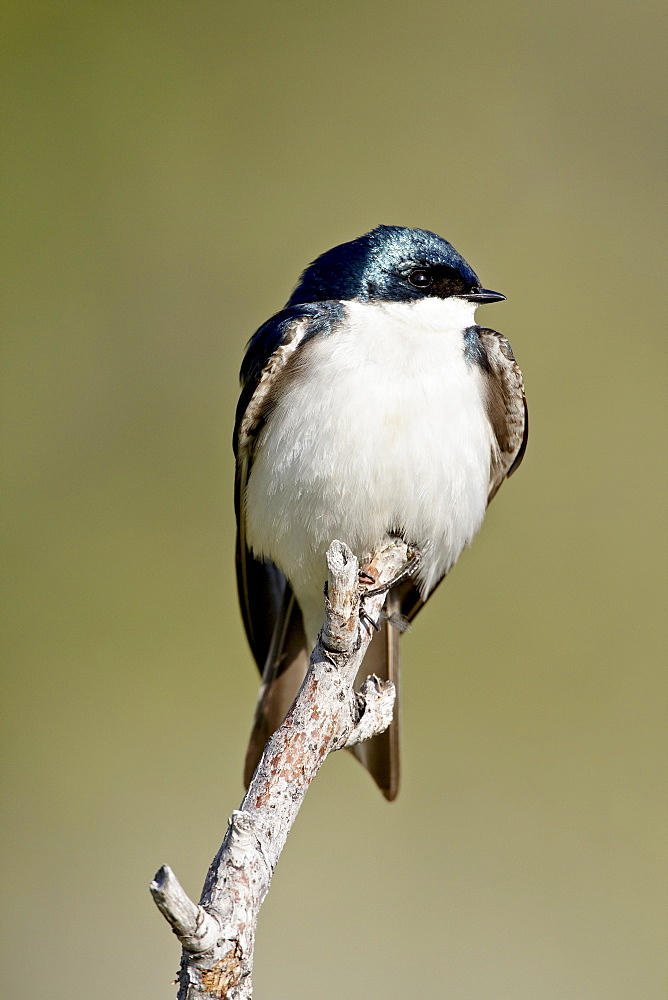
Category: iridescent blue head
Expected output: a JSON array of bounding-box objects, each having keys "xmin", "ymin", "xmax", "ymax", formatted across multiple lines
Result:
[{"xmin": 286, "ymin": 225, "xmax": 505, "ymax": 307}]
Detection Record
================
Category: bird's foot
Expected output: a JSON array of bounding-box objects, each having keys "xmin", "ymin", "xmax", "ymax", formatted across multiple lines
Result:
[
  {"xmin": 359, "ymin": 546, "xmax": 422, "ymax": 598},
  {"xmin": 357, "ymin": 545, "xmax": 421, "ymax": 635}
]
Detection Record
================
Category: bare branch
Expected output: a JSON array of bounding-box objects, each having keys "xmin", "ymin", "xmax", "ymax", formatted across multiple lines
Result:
[{"xmin": 152, "ymin": 536, "xmax": 409, "ymax": 999}]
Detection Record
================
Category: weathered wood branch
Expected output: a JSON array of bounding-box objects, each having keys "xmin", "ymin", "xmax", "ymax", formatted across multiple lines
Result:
[{"xmin": 151, "ymin": 536, "xmax": 408, "ymax": 999}]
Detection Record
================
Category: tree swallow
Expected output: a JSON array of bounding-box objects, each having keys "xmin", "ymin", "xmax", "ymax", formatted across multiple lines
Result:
[{"xmin": 234, "ymin": 225, "xmax": 527, "ymax": 800}]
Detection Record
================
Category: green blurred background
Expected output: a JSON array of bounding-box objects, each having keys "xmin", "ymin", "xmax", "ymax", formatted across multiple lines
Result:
[{"xmin": 2, "ymin": 2, "xmax": 665, "ymax": 997}]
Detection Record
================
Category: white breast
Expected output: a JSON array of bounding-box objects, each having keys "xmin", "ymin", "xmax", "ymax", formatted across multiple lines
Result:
[{"xmin": 245, "ymin": 297, "xmax": 495, "ymax": 642}]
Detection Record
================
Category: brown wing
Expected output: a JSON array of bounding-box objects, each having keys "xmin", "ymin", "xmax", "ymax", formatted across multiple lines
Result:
[
  {"xmin": 476, "ymin": 327, "xmax": 528, "ymax": 501},
  {"xmin": 242, "ymin": 587, "xmax": 310, "ymax": 787}
]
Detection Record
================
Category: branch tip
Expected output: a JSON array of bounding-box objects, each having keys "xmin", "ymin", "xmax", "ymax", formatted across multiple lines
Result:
[{"xmin": 150, "ymin": 864, "xmax": 220, "ymax": 954}]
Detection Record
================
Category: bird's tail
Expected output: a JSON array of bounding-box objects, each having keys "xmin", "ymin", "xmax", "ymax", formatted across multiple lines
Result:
[
  {"xmin": 243, "ymin": 590, "xmax": 401, "ymax": 800},
  {"xmin": 349, "ymin": 590, "xmax": 401, "ymax": 801}
]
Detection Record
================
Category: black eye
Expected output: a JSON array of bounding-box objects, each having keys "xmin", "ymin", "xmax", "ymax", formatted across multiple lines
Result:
[{"xmin": 407, "ymin": 269, "xmax": 433, "ymax": 289}]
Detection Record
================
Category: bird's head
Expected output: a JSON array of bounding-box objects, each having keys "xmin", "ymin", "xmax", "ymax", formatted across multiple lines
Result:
[{"xmin": 287, "ymin": 225, "xmax": 505, "ymax": 307}]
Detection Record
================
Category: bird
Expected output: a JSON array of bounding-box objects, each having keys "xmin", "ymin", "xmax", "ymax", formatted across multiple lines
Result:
[{"xmin": 234, "ymin": 225, "xmax": 527, "ymax": 800}]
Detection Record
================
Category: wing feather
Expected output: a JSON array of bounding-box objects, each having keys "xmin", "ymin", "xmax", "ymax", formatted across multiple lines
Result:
[{"xmin": 476, "ymin": 327, "xmax": 528, "ymax": 501}]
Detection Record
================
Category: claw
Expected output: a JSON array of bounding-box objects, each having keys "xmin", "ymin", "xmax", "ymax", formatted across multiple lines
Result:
[{"xmin": 359, "ymin": 607, "xmax": 380, "ymax": 633}]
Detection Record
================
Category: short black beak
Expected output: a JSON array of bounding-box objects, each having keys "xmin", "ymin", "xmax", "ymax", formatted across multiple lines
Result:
[{"xmin": 462, "ymin": 288, "xmax": 506, "ymax": 304}]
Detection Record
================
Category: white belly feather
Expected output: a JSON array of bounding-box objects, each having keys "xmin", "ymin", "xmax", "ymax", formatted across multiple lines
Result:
[{"xmin": 245, "ymin": 296, "xmax": 495, "ymax": 642}]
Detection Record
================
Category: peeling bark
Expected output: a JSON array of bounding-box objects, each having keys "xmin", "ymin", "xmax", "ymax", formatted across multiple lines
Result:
[{"xmin": 151, "ymin": 537, "xmax": 408, "ymax": 999}]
